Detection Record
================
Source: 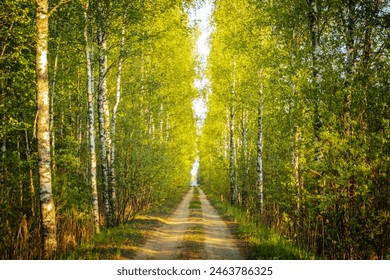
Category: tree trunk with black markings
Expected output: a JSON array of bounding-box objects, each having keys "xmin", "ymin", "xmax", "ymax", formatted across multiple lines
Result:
[{"xmin": 36, "ymin": 0, "xmax": 57, "ymax": 259}]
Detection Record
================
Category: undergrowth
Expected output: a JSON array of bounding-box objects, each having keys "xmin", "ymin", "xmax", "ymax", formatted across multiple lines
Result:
[{"xmin": 61, "ymin": 185, "xmax": 190, "ymax": 259}]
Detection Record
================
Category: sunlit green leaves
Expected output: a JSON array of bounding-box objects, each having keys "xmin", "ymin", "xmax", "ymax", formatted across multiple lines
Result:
[{"xmin": 200, "ymin": 0, "xmax": 389, "ymax": 259}]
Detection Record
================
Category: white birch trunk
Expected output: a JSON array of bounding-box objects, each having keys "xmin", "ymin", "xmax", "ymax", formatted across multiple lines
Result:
[
  {"xmin": 97, "ymin": 1, "xmax": 112, "ymax": 227},
  {"xmin": 110, "ymin": 15, "xmax": 126, "ymax": 225},
  {"xmin": 256, "ymin": 105, "xmax": 264, "ymax": 215},
  {"xmin": 229, "ymin": 103, "xmax": 237, "ymax": 206},
  {"xmin": 229, "ymin": 63, "xmax": 237, "ymax": 206},
  {"xmin": 159, "ymin": 103, "xmax": 164, "ymax": 142},
  {"xmin": 50, "ymin": 42, "xmax": 59, "ymax": 177},
  {"xmin": 165, "ymin": 113, "xmax": 170, "ymax": 142},
  {"xmin": 293, "ymin": 127, "xmax": 301, "ymax": 212},
  {"xmin": 241, "ymin": 108, "xmax": 248, "ymax": 207},
  {"xmin": 36, "ymin": 0, "xmax": 57, "ymax": 258},
  {"xmin": 84, "ymin": 6, "xmax": 100, "ymax": 234}
]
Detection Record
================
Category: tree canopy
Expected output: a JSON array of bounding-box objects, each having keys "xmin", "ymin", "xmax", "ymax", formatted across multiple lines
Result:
[
  {"xmin": 200, "ymin": 0, "xmax": 389, "ymax": 259},
  {"xmin": 0, "ymin": 0, "xmax": 388, "ymax": 260}
]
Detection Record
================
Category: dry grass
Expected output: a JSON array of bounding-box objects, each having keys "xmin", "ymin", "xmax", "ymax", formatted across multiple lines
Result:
[{"xmin": 61, "ymin": 188, "xmax": 191, "ymax": 259}]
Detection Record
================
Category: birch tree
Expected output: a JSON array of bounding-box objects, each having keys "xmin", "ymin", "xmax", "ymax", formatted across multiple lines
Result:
[
  {"xmin": 97, "ymin": 0, "xmax": 114, "ymax": 227},
  {"xmin": 229, "ymin": 61, "xmax": 237, "ymax": 206},
  {"xmin": 36, "ymin": 0, "xmax": 57, "ymax": 258},
  {"xmin": 83, "ymin": 1, "xmax": 100, "ymax": 234},
  {"xmin": 109, "ymin": 14, "xmax": 126, "ymax": 226},
  {"xmin": 255, "ymin": 103, "xmax": 264, "ymax": 215}
]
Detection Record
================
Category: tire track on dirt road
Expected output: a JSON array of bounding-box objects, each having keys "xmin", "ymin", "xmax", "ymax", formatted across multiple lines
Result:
[{"xmin": 133, "ymin": 187, "xmax": 243, "ymax": 260}]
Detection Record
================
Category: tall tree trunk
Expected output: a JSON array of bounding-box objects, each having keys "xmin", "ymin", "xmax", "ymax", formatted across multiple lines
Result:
[
  {"xmin": 36, "ymin": 0, "xmax": 57, "ymax": 259},
  {"xmin": 16, "ymin": 137, "xmax": 23, "ymax": 207},
  {"xmin": 240, "ymin": 108, "xmax": 248, "ymax": 207},
  {"xmin": 97, "ymin": 1, "xmax": 113, "ymax": 227},
  {"xmin": 256, "ymin": 105, "xmax": 264, "ymax": 215},
  {"xmin": 229, "ymin": 103, "xmax": 237, "ymax": 206},
  {"xmin": 0, "ymin": 137, "xmax": 7, "ymax": 204},
  {"xmin": 110, "ymin": 15, "xmax": 126, "ymax": 226},
  {"xmin": 159, "ymin": 103, "xmax": 164, "ymax": 142},
  {"xmin": 76, "ymin": 68, "xmax": 83, "ymax": 173},
  {"xmin": 0, "ymin": 138, "xmax": 5, "ymax": 187},
  {"xmin": 165, "ymin": 113, "xmax": 170, "ymax": 142},
  {"xmin": 84, "ymin": 5, "xmax": 100, "ymax": 234},
  {"xmin": 343, "ymin": 0, "xmax": 357, "ymax": 259},
  {"xmin": 344, "ymin": 0, "xmax": 356, "ymax": 137},
  {"xmin": 50, "ymin": 42, "xmax": 59, "ymax": 178},
  {"xmin": 25, "ymin": 130, "xmax": 36, "ymax": 217},
  {"xmin": 293, "ymin": 126, "xmax": 302, "ymax": 238},
  {"xmin": 359, "ymin": 0, "xmax": 378, "ymax": 133},
  {"xmin": 229, "ymin": 62, "xmax": 237, "ymax": 206},
  {"xmin": 308, "ymin": 0, "xmax": 322, "ymax": 158}
]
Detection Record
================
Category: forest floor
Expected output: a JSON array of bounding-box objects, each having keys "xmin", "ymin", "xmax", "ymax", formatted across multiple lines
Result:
[{"xmin": 133, "ymin": 187, "xmax": 244, "ymax": 260}]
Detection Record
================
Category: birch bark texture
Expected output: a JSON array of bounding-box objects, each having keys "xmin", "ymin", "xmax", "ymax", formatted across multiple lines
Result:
[
  {"xmin": 36, "ymin": 0, "xmax": 57, "ymax": 259},
  {"xmin": 256, "ymin": 105, "xmax": 264, "ymax": 216},
  {"xmin": 84, "ymin": 4, "xmax": 100, "ymax": 234},
  {"xmin": 110, "ymin": 15, "xmax": 126, "ymax": 226},
  {"xmin": 97, "ymin": 1, "xmax": 113, "ymax": 227},
  {"xmin": 229, "ymin": 62, "xmax": 238, "ymax": 206},
  {"xmin": 240, "ymin": 109, "xmax": 248, "ymax": 207},
  {"xmin": 229, "ymin": 103, "xmax": 237, "ymax": 206}
]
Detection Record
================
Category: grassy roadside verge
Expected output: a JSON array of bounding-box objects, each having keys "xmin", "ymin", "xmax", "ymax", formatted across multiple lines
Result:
[
  {"xmin": 178, "ymin": 187, "xmax": 205, "ymax": 259},
  {"xmin": 61, "ymin": 186, "xmax": 190, "ymax": 260},
  {"xmin": 204, "ymin": 191, "xmax": 316, "ymax": 260}
]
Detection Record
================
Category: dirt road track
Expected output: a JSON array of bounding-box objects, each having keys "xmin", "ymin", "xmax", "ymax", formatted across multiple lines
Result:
[{"xmin": 133, "ymin": 187, "xmax": 243, "ymax": 260}]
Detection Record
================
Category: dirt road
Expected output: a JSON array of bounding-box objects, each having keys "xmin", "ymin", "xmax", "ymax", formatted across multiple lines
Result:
[{"xmin": 133, "ymin": 187, "xmax": 244, "ymax": 260}]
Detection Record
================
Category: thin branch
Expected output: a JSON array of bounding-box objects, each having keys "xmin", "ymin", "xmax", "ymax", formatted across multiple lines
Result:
[
  {"xmin": 48, "ymin": 0, "xmax": 71, "ymax": 18},
  {"xmin": 33, "ymin": 111, "xmax": 38, "ymax": 139}
]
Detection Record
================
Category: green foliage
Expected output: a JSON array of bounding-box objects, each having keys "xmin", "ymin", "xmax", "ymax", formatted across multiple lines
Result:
[
  {"xmin": 200, "ymin": 0, "xmax": 390, "ymax": 259},
  {"xmin": 112, "ymin": 0, "xmax": 197, "ymax": 224},
  {"xmin": 0, "ymin": 0, "xmax": 36, "ymax": 139},
  {"xmin": 1, "ymin": 0, "xmax": 198, "ymax": 259},
  {"xmin": 2, "ymin": 0, "xmax": 388, "ymax": 260}
]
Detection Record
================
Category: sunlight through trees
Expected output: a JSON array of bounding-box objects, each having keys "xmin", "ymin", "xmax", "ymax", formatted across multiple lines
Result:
[{"xmin": 0, "ymin": 0, "xmax": 388, "ymax": 260}]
